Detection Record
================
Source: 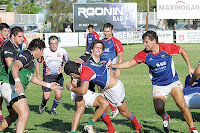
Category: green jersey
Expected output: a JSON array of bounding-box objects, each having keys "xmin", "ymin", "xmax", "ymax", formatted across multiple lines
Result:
[
  {"xmin": 4, "ymin": 50, "xmax": 35, "ymax": 91},
  {"xmin": 0, "ymin": 40, "xmax": 19, "ymax": 81}
]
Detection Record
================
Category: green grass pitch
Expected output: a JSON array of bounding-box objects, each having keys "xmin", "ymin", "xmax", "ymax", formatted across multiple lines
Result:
[{"xmin": 2, "ymin": 43, "xmax": 200, "ymax": 133}]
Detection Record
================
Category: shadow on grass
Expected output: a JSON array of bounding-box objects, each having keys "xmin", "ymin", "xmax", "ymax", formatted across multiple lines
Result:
[
  {"xmin": 29, "ymin": 104, "xmax": 50, "ymax": 114},
  {"xmin": 168, "ymin": 110, "xmax": 200, "ymax": 121},
  {"xmin": 35, "ymin": 118, "xmax": 71, "ymax": 132},
  {"xmin": 62, "ymin": 103, "xmax": 94, "ymax": 114}
]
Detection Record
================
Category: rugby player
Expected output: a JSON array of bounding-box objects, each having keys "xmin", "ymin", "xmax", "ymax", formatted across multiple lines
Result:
[{"xmin": 110, "ymin": 30, "xmax": 198, "ymax": 133}]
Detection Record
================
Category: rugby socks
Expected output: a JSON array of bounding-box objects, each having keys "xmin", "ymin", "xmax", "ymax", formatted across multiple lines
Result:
[
  {"xmin": 189, "ymin": 126, "xmax": 196, "ymax": 132},
  {"xmin": 41, "ymin": 97, "xmax": 48, "ymax": 107},
  {"xmin": 101, "ymin": 112, "xmax": 116, "ymax": 132},
  {"xmin": 87, "ymin": 119, "xmax": 95, "ymax": 126},
  {"xmin": 129, "ymin": 112, "xmax": 142, "ymax": 130},
  {"xmin": 109, "ymin": 103, "xmax": 117, "ymax": 111},
  {"xmin": 51, "ymin": 98, "xmax": 61, "ymax": 110},
  {"xmin": 163, "ymin": 113, "xmax": 169, "ymax": 121},
  {"xmin": 70, "ymin": 131, "xmax": 76, "ymax": 133},
  {"xmin": 0, "ymin": 115, "xmax": 3, "ymax": 122}
]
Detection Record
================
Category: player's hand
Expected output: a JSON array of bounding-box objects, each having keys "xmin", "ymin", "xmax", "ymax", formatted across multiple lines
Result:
[
  {"xmin": 15, "ymin": 81, "xmax": 24, "ymax": 94},
  {"xmin": 188, "ymin": 67, "xmax": 195, "ymax": 77},
  {"xmin": 66, "ymin": 83, "xmax": 73, "ymax": 91},
  {"xmin": 71, "ymin": 78, "xmax": 78, "ymax": 87},
  {"xmin": 50, "ymin": 82, "xmax": 61, "ymax": 90},
  {"xmin": 106, "ymin": 59, "xmax": 112, "ymax": 67}
]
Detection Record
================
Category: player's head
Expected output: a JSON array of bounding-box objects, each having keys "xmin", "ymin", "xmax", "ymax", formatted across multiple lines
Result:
[
  {"xmin": 88, "ymin": 24, "xmax": 94, "ymax": 33},
  {"xmin": 64, "ymin": 61, "xmax": 80, "ymax": 77},
  {"xmin": 89, "ymin": 40, "xmax": 105, "ymax": 57},
  {"xmin": 142, "ymin": 31, "xmax": 158, "ymax": 44},
  {"xmin": 142, "ymin": 31, "xmax": 158, "ymax": 51},
  {"xmin": 28, "ymin": 38, "xmax": 45, "ymax": 59},
  {"xmin": 10, "ymin": 26, "xmax": 24, "ymax": 45},
  {"xmin": 49, "ymin": 35, "xmax": 59, "ymax": 52},
  {"xmin": 103, "ymin": 23, "xmax": 113, "ymax": 39},
  {"xmin": 0, "ymin": 23, "xmax": 9, "ymax": 39}
]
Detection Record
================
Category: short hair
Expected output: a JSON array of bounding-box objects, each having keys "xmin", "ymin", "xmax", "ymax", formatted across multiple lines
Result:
[
  {"xmin": 142, "ymin": 31, "xmax": 158, "ymax": 43},
  {"xmin": 28, "ymin": 38, "xmax": 46, "ymax": 51},
  {"xmin": 0, "ymin": 23, "xmax": 9, "ymax": 31},
  {"xmin": 48, "ymin": 35, "xmax": 58, "ymax": 44},
  {"xmin": 89, "ymin": 40, "xmax": 105, "ymax": 53},
  {"xmin": 88, "ymin": 25, "xmax": 94, "ymax": 29},
  {"xmin": 64, "ymin": 61, "xmax": 80, "ymax": 75},
  {"xmin": 103, "ymin": 23, "xmax": 113, "ymax": 30},
  {"xmin": 10, "ymin": 26, "xmax": 24, "ymax": 36}
]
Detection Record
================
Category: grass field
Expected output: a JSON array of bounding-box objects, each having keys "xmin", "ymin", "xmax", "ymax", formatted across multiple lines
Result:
[{"xmin": 3, "ymin": 43, "xmax": 200, "ymax": 133}]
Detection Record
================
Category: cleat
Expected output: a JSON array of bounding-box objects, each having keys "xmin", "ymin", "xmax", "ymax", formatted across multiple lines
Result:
[
  {"xmin": 38, "ymin": 105, "xmax": 45, "ymax": 114},
  {"xmin": 191, "ymin": 130, "xmax": 198, "ymax": 133},
  {"xmin": 51, "ymin": 108, "xmax": 58, "ymax": 115},
  {"xmin": 109, "ymin": 109, "xmax": 119, "ymax": 118},
  {"xmin": 84, "ymin": 124, "xmax": 94, "ymax": 133},
  {"xmin": 163, "ymin": 119, "xmax": 170, "ymax": 133}
]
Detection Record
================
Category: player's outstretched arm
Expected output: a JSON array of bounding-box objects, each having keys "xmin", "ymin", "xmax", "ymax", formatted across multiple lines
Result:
[
  {"xmin": 179, "ymin": 47, "xmax": 194, "ymax": 76},
  {"xmin": 31, "ymin": 76, "xmax": 61, "ymax": 90},
  {"xmin": 66, "ymin": 81, "xmax": 89, "ymax": 95},
  {"xmin": 111, "ymin": 58, "xmax": 138, "ymax": 69}
]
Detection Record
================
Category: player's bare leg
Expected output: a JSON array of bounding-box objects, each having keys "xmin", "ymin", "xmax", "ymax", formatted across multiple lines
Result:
[
  {"xmin": 171, "ymin": 87, "xmax": 197, "ymax": 132},
  {"xmin": 12, "ymin": 98, "xmax": 29, "ymax": 133},
  {"xmin": 71, "ymin": 96, "xmax": 85, "ymax": 132}
]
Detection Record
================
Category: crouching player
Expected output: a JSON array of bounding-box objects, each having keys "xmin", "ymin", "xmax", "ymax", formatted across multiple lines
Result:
[
  {"xmin": 184, "ymin": 74, "xmax": 200, "ymax": 109},
  {"xmin": 65, "ymin": 60, "xmax": 143, "ymax": 133}
]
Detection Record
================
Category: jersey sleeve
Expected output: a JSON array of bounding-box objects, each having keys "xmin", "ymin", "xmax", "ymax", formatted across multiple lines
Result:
[
  {"xmin": 160, "ymin": 43, "xmax": 180, "ymax": 56},
  {"xmin": 133, "ymin": 50, "xmax": 147, "ymax": 64},
  {"xmin": 113, "ymin": 38, "xmax": 123, "ymax": 54},
  {"xmin": 62, "ymin": 49, "xmax": 70, "ymax": 62},
  {"xmin": 3, "ymin": 46, "xmax": 16, "ymax": 59},
  {"xmin": 15, "ymin": 51, "xmax": 32, "ymax": 67},
  {"xmin": 80, "ymin": 65, "xmax": 96, "ymax": 82},
  {"xmin": 94, "ymin": 32, "xmax": 99, "ymax": 40}
]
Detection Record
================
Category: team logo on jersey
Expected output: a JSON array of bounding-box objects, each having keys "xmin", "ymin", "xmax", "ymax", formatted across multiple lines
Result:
[
  {"xmin": 161, "ymin": 54, "xmax": 165, "ymax": 58},
  {"xmin": 4, "ymin": 51, "xmax": 13, "ymax": 55},
  {"xmin": 149, "ymin": 58, "xmax": 153, "ymax": 61}
]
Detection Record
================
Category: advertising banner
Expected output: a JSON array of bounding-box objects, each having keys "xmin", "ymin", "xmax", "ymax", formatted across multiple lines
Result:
[
  {"xmin": 74, "ymin": 3, "xmax": 137, "ymax": 31},
  {"xmin": 24, "ymin": 33, "xmax": 44, "ymax": 43},
  {"xmin": 157, "ymin": 0, "xmax": 200, "ymax": 19},
  {"xmin": 44, "ymin": 33, "xmax": 79, "ymax": 47},
  {"xmin": 176, "ymin": 30, "xmax": 200, "ymax": 43},
  {"xmin": 157, "ymin": 30, "xmax": 174, "ymax": 43}
]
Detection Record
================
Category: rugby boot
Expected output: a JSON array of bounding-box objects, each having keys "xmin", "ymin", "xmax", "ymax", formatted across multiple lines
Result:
[
  {"xmin": 51, "ymin": 108, "xmax": 58, "ymax": 115},
  {"xmin": 84, "ymin": 124, "xmax": 94, "ymax": 133},
  {"xmin": 38, "ymin": 105, "xmax": 45, "ymax": 114},
  {"xmin": 110, "ymin": 109, "xmax": 119, "ymax": 118},
  {"xmin": 163, "ymin": 118, "xmax": 170, "ymax": 133}
]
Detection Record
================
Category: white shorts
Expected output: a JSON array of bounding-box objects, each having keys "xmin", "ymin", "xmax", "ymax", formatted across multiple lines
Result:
[
  {"xmin": 0, "ymin": 82, "xmax": 25, "ymax": 106},
  {"xmin": 152, "ymin": 80, "xmax": 183, "ymax": 99},
  {"xmin": 184, "ymin": 93, "xmax": 200, "ymax": 109},
  {"xmin": 103, "ymin": 80, "xmax": 125, "ymax": 107},
  {"xmin": 71, "ymin": 90, "xmax": 101, "ymax": 108}
]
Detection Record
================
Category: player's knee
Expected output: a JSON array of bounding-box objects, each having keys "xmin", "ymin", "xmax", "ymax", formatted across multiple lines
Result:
[
  {"xmin": 154, "ymin": 105, "xmax": 165, "ymax": 115},
  {"xmin": 76, "ymin": 103, "xmax": 85, "ymax": 114},
  {"xmin": 100, "ymin": 100, "xmax": 109, "ymax": 110}
]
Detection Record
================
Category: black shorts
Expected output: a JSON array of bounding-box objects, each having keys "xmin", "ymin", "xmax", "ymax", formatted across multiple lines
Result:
[{"xmin": 43, "ymin": 74, "xmax": 64, "ymax": 92}]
